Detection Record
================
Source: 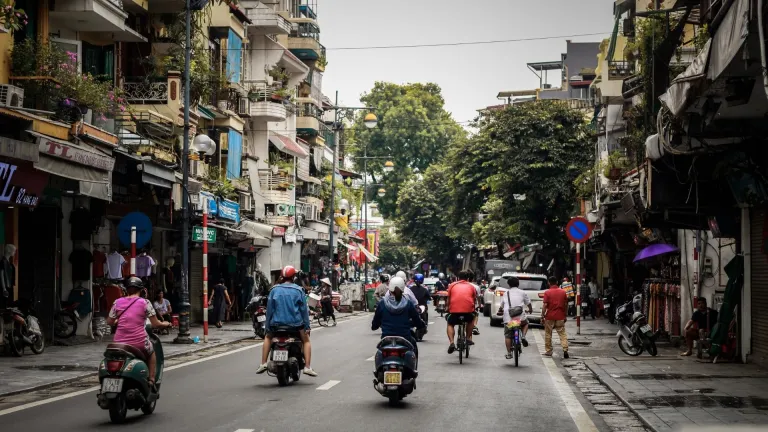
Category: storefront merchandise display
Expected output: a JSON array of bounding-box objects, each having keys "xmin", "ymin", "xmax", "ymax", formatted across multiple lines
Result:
[
  {"xmin": 92, "ymin": 247, "xmax": 107, "ymax": 278},
  {"xmin": 0, "ymin": 244, "xmax": 15, "ymax": 305},
  {"xmin": 105, "ymin": 251, "xmax": 126, "ymax": 280},
  {"xmin": 136, "ymin": 252, "xmax": 156, "ymax": 277}
]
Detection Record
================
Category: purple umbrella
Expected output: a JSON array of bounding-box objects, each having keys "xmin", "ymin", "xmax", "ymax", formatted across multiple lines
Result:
[{"xmin": 633, "ymin": 243, "xmax": 679, "ymax": 262}]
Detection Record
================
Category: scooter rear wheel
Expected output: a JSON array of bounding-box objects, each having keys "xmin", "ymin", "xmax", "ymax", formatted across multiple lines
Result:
[
  {"xmin": 276, "ymin": 366, "xmax": 291, "ymax": 386},
  {"xmin": 141, "ymin": 398, "xmax": 157, "ymax": 415},
  {"xmin": 618, "ymin": 335, "xmax": 643, "ymax": 356},
  {"xmin": 108, "ymin": 395, "xmax": 128, "ymax": 423}
]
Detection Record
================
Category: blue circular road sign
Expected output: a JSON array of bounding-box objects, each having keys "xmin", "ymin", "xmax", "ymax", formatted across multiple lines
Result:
[
  {"xmin": 566, "ymin": 217, "xmax": 592, "ymax": 244},
  {"xmin": 117, "ymin": 212, "xmax": 153, "ymax": 249}
]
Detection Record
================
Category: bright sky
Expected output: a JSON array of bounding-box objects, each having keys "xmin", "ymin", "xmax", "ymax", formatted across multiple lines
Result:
[{"xmin": 320, "ymin": 0, "xmax": 615, "ymax": 125}]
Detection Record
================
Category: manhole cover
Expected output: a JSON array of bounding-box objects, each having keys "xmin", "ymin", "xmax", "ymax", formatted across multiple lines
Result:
[{"xmin": 15, "ymin": 365, "xmax": 96, "ymax": 372}]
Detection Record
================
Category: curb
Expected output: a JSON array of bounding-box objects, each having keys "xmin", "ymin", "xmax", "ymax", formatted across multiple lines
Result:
[
  {"xmin": 0, "ymin": 311, "xmax": 370, "ymax": 399},
  {"xmin": 584, "ymin": 360, "xmax": 668, "ymax": 432}
]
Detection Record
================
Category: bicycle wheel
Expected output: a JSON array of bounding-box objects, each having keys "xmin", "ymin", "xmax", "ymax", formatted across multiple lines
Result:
[{"xmin": 458, "ymin": 325, "xmax": 464, "ymax": 364}]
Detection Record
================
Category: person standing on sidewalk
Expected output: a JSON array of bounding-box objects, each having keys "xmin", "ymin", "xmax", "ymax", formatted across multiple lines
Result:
[{"xmin": 542, "ymin": 276, "xmax": 569, "ymax": 359}]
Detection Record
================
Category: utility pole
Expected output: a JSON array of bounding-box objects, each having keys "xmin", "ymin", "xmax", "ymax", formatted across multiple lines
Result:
[
  {"xmin": 174, "ymin": 0, "xmax": 194, "ymax": 344},
  {"xmin": 328, "ymin": 91, "xmax": 339, "ymax": 290}
]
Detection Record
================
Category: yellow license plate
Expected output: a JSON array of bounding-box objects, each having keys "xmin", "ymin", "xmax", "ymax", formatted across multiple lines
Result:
[{"xmin": 383, "ymin": 371, "xmax": 402, "ymax": 385}]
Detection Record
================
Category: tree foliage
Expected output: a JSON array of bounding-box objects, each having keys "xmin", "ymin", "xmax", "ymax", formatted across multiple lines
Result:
[
  {"xmin": 347, "ymin": 82, "xmax": 466, "ymax": 219},
  {"xmin": 377, "ymin": 230, "xmax": 418, "ymax": 269}
]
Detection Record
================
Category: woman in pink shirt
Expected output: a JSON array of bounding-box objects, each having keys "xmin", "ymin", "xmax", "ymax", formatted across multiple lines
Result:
[{"xmin": 107, "ymin": 277, "xmax": 170, "ymax": 388}]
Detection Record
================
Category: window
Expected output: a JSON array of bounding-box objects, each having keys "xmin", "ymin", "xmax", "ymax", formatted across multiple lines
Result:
[
  {"xmin": 226, "ymin": 130, "xmax": 243, "ymax": 179},
  {"xmin": 82, "ymin": 42, "xmax": 115, "ymax": 82},
  {"xmin": 52, "ymin": 38, "xmax": 82, "ymax": 73}
]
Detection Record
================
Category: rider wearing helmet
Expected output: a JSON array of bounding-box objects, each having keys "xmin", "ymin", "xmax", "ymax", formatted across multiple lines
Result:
[
  {"xmin": 107, "ymin": 277, "xmax": 171, "ymax": 389},
  {"xmin": 386, "ymin": 270, "xmax": 418, "ymax": 306},
  {"xmin": 256, "ymin": 266, "xmax": 317, "ymax": 377},
  {"xmin": 372, "ymin": 276, "xmax": 426, "ymax": 358},
  {"xmin": 410, "ymin": 273, "xmax": 431, "ymax": 309},
  {"xmin": 374, "ymin": 274, "xmax": 390, "ymax": 302}
]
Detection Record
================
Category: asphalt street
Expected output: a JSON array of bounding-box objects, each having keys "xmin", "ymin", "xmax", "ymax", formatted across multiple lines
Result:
[{"xmin": 0, "ymin": 311, "xmax": 597, "ymax": 431}]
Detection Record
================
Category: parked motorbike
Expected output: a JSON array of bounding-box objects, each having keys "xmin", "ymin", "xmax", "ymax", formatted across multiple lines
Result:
[
  {"xmin": 372, "ymin": 336, "xmax": 418, "ymax": 406},
  {"xmin": 54, "ymin": 301, "xmax": 80, "ymax": 339},
  {"xmin": 246, "ymin": 294, "xmax": 267, "ymax": 338},
  {"xmin": 97, "ymin": 324, "xmax": 163, "ymax": 423},
  {"xmin": 267, "ymin": 326, "xmax": 306, "ymax": 386},
  {"xmin": 414, "ymin": 305, "xmax": 428, "ymax": 342},
  {"xmin": 616, "ymin": 294, "xmax": 658, "ymax": 357},
  {"xmin": 603, "ymin": 289, "xmax": 618, "ymax": 324},
  {"xmin": 2, "ymin": 299, "xmax": 44, "ymax": 357},
  {"xmin": 435, "ymin": 291, "xmax": 448, "ymax": 317}
]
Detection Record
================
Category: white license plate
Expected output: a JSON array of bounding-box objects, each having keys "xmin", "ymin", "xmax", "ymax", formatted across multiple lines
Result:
[
  {"xmin": 581, "ymin": 302, "xmax": 588, "ymax": 307},
  {"xmin": 439, "ymin": 301, "xmax": 445, "ymax": 306},
  {"xmin": 383, "ymin": 371, "xmax": 402, "ymax": 385},
  {"xmin": 640, "ymin": 325, "xmax": 652, "ymax": 333},
  {"xmin": 101, "ymin": 378, "xmax": 123, "ymax": 393},
  {"xmin": 272, "ymin": 350, "xmax": 289, "ymax": 362},
  {"xmin": 257, "ymin": 315, "xmax": 266, "ymax": 322}
]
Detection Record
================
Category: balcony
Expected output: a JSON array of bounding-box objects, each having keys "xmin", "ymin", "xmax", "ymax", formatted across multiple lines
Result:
[
  {"xmin": 564, "ymin": 99, "xmax": 594, "ymax": 110},
  {"xmin": 266, "ymin": 215, "xmax": 292, "ymax": 227},
  {"xmin": 49, "ymin": 0, "xmax": 146, "ymax": 42},
  {"xmin": 123, "ymin": 77, "xmax": 170, "ymax": 104},
  {"xmin": 148, "ymin": 0, "xmax": 186, "ymax": 13},
  {"xmin": 288, "ymin": 23, "xmax": 324, "ymax": 61},
  {"xmin": 296, "ymin": 102, "xmax": 326, "ymax": 145},
  {"xmin": 247, "ymin": 2, "xmax": 291, "ymax": 35},
  {"xmin": 297, "ymin": 182, "xmax": 322, "ymax": 198},
  {"xmin": 247, "ymin": 82, "xmax": 288, "ymax": 121},
  {"xmin": 607, "ymin": 61, "xmax": 636, "ymax": 80},
  {"xmin": 259, "ymin": 169, "xmax": 294, "ymax": 204}
]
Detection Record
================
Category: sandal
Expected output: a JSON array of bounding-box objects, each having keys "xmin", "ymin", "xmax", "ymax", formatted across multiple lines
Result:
[{"xmin": 505, "ymin": 353, "xmax": 513, "ymax": 359}]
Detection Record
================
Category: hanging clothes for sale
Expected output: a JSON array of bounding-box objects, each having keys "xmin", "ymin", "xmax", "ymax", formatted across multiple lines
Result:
[
  {"xmin": 105, "ymin": 251, "xmax": 126, "ymax": 280},
  {"xmin": 92, "ymin": 248, "xmax": 107, "ymax": 278},
  {"xmin": 641, "ymin": 278, "xmax": 681, "ymax": 338}
]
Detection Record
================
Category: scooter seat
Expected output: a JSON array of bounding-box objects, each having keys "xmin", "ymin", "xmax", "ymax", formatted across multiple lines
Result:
[
  {"xmin": 106, "ymin": 343, "xmax": 147, "ymax": 362},
  {"xmin": 378, "ymin": 336, "xmax": 414, "ymax": 351}
]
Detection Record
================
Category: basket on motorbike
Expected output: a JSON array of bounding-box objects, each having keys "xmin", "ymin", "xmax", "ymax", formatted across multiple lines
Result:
[
  {"xmin": 434, "ymin": 291, "xmax": 449, "ymax": 316},
  {"xmin": 307, "ymin": 293, "xmax": 322, "ymax": 308}
]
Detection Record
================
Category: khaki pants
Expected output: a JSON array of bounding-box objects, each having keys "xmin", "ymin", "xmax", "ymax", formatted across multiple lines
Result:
[{"xmin": 544, "ymin": 319, "xmax": 568, "ymax": 354}]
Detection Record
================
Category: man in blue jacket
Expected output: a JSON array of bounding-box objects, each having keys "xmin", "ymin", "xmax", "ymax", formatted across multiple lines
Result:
[
  {"xmin": 372, "ymin": 276, "xmax": 426, "ymax": 359},
  {"xmin": 256, "ymin": 266, "xmax": 317, "ymax": 377}
]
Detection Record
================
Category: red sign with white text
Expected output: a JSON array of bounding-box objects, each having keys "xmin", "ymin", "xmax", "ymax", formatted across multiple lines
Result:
[{"xmin": 0, "ymin": 161, "xmax": 48, "ymax": 207}]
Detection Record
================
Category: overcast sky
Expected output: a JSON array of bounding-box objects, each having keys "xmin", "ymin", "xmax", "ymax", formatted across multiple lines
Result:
[{"xmin": 319, "ymin": 0, "xmax": 615, "ymax": 125}]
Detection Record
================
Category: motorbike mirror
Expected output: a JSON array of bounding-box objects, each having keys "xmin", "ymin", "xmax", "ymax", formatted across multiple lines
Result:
[{"xmin": 538, "ymin": 293, "xmax": 546, "ymax": 298}]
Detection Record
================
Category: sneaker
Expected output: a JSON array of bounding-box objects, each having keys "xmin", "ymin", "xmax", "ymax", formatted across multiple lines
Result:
[
  {"xmin": 472, "ymin": 328, "xmax": 480, "ymax": 335},
  {"xmin": 332, "ymin": 321, "xmax": 337, "ymax": 327},
  {"xmin": 521, "ymin": 337, "xmax": 529, "ymax": 347},
  {"xmin": 505, "ymin": 353, "xmax": 513, "ymax": 359},
  {"xmin": 447, "ymin": 343, "xmax": 456, "ymax": 354},
  {"xmin": 303, "ymin": 367, "xmax": 318, "ymax": 377},
  {"xmin": 563, "ymin": 351, "xmax": 570, "ymax": 359},
  {"xmin": 544, "ymin": 352, "xmax": 553, "ymax": 357},
  {"xmin": 256, "ymin": 363, "xmax": 268, "ymax": 374}
]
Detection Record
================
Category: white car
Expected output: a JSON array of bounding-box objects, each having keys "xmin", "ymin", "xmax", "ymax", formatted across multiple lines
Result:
[
  {"xmin": 423, "ymin": 277, "xmax": 439, "ymax": 296},
  {"xmin": 482, "ymin": 276, "xmax": 503, "ymax": 316},
  {"xmin": 488, "ymin": 273, "xmax": 548, "ymax": 326}
]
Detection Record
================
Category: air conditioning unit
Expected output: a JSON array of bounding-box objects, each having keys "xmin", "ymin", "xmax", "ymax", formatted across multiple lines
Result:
[
  {"xmin": 0, "ymin": 85, "xmax": 24, "ymax": 108},
  {"xmin": 239, "ymin": 192, "xmax": 252, "ymax": 211},
  {"xmin": 276, "ymin": 203, "xmax": 290, "ymax": 216},
  {"xmin": 238, "ymin": 97, "xmax": 249, "ymax": 116}
]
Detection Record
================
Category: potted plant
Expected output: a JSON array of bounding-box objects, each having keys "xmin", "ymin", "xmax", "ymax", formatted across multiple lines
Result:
[
  {"xmin": 0, "ymin": 1, "xmax": 27, "ymax": 33},
  {"xmin": 603, "ymin": 151, "xmax": 630, "ymax": 180}
]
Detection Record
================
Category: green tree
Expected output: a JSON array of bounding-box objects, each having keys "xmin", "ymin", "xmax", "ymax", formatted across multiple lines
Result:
[
  {"xmin": 378, "ymin": 230, "xmax": 417, "ymax": 269},
  {"xmin": 347, "ymin": 82, "xmax": 466, "ymax": 219},
  {"xmin": 448, "ymin": 101, "xmax": 593, "ymax": 255},
  {"xmin": 396, "ymin": 165, "xmax": 463, "ymax": 266}
]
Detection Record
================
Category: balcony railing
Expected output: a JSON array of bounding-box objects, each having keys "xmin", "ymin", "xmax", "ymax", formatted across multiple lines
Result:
[
  {"xmin": 608, "ymin": 61, "xmax": 636, "ymax": 80},
  {"xmin": 259, "ymin": 169, "xmax": 295, "ymax": 190},
  {"xmin": 123, "ymin": 77, "xmax": 169, "ymax": 103},
  {"xmin": 297, "ymin": 182, "xmax": 322, "ymax": 198},
  {"xmin": 563, "ymin": 99, "xmax": 593, "ymax": 110}
]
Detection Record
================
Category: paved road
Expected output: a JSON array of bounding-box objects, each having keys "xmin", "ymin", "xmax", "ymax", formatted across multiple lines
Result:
[{"xmin": 0, "ymin": 311, "xmax": 597, "ymax": 431}]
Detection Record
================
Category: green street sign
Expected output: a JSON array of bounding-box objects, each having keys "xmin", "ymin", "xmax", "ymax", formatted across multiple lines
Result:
[{"xmin": 192, "ymin": 226, "xmax": 217, "ymax": 242}]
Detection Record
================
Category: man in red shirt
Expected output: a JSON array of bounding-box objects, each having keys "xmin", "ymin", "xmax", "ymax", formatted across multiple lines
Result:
[
  {"xmin": 542, "ymin": 276, "xmax": 569, "ymax": 358},
  {"xmin": 445, "ymin": 270, "xmax": 478, "ymax": 353}
]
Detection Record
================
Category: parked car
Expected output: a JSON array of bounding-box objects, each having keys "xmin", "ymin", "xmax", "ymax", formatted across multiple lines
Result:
[
  {"xmin": 423, "ymin": 277, "xmax": 439, "ymax": 297},
  {"xmin": 482, "ymin": 276, "xmax": 503, "ymax": 316},
  {"xmin": 488, "ymin": 273, "xmax": 548, "ymax": 327}
]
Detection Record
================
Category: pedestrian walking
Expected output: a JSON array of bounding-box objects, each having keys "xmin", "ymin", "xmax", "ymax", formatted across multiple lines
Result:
[
  {"xmin": 209, "ymin": 278, "xmax": 231, "ymax": 328},
  {"xmin": 542, "ymin": 276, "xmax": 569, "ymax": 358}
]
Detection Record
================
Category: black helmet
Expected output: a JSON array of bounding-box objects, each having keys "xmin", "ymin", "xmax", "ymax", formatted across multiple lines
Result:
[{"xmin": 125, "ymin": 276, "xmax": 143, "ymax": 290}]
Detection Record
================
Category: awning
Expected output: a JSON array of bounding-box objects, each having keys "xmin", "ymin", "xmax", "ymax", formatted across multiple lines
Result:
[
  {"xmin": 707, "ymin": 0, "xmax": 749, "ymax": 81},
  {"xmin": 197, "ymin": 106, "xmax": 216, "ymax": 121},
  {"xmin": 141, "ymin": 161, "xmax": 176, "ymax": 189},
  {"xmin": 359, "ymin": 245, "xmax": 378, "ymax": 263},
  {"xmin": 659, "ymin": 39, "xmax": 711, "ymax": 117},
  {"xmin": 79, "ymin": 171, "xmax": 112, "ymax": 201},
  {"xmin": 0, "ymin": 136, "xmax": 39, "ymax": 162},
  {"xmin": 238, "ymin": 220, "xmax": 273, "ymax": 247},
  {"xmin": 30, "ymin": 130, "xmax": 115, "ymax": 184},
  {"xmin": 300, "ymin": 227, "xmax": 319, "ymax": 240},
  {"xmin": 36, "ymin": 154, "xmax": 110, "ymax": 184},
  {"xmin": 269, "ymin": 134, "xmax": 309, "ymax": 158}
]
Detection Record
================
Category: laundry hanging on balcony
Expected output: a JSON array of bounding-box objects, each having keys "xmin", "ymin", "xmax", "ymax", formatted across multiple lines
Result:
[{"xmin": 269, "ymin": 133, "xmax": 309, "ymax": 158}]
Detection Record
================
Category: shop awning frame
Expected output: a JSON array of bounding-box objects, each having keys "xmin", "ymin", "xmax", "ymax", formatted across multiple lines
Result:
[{"xmin": 269, "ymin": 133, "xmax": 309, "ymax": 158}]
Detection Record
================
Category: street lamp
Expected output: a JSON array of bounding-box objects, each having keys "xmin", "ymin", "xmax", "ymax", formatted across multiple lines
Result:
[
  {"xmin": 383, "ymin": 160, "xmax": 394, "ymax": 173},
  {"xmin": 377, "ymin": 188, "xmax": 386, "ymax": 197},
  {"xmin": 364, "ymin": 113, "xmax": 378, "ymax": 129},
  {"xmin": 193, "ymin": 134, "xmax": 215, "ymax": 156}
]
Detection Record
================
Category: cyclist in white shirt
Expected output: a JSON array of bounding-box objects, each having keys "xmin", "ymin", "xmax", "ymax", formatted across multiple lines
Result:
[{"xmin": 498, "ymin": 276, "xmax": 532, "ymax": 359}]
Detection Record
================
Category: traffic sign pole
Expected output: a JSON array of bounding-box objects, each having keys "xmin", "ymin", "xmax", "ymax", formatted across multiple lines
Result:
[
  {"xmin": 202, "ymin": 195, "xmax": 209, "ymax": 342},
  {"xmin": 576, "ymin": 242, "xmax": 581, "ymax": 336},
  {"xmin": 566, "ymin": 216, "xmax": 591, "ymax": 337}
]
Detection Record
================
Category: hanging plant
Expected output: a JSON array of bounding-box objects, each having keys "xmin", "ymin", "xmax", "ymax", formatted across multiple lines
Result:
[{"xmin": 0, "ymin": 1, "xmax": 27, "ymax": 32}]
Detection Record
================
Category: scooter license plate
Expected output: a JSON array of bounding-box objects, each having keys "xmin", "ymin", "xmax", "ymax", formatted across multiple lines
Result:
[
  {"xmin": 256, "ymin": 315, "xmax": 266, "ymax": 323},
  {"xmin": 640, "ymin": 325, "xmax": 652, "ymax": 333},
  {"xmin": 439, "ymin": 301, "xmax": 445, "ymax": 306},
  {"xmin": 581, "ymin": 302, "xmax": 588, "ymax": 307},
  {"xmin": 383, "ymin": 371, "xmax": 402, "ymax": 385},
  {"xmin": 272, "ymin": 350, "xmax": 289, "ymax": 362},
  {"xmin": 101, "ymin": 378, "xmax": 123, "ymax": 393}
]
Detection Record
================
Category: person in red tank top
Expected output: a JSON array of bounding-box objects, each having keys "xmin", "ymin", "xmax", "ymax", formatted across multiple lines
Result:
[
  {"xmin": 445, "ymin": 270, "xmax": 478, "ymax": 354},
  {"xmin": 542, "ymin": 276, "xmax": 569, "ymax": 358}
]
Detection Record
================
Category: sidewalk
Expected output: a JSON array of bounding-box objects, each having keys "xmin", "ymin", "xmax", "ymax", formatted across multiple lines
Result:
[
  {"xmin": 0, "ymin": 311, "xmax": 364, "ymax": 397},
  {"xmin": 560, "ymin": 316, "xmax": 768, "ymax": 431}
]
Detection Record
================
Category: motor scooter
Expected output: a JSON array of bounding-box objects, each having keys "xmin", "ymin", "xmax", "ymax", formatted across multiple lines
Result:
[
  {"xmin": 267, "ymin": 326, "xmax": 305, "ymax": 386},
  {"xmin": 414, "ymin": 305, "xmax": 428, "ymax": 341},
  {"xmin": 435, "ymin": 291, "xmax": 448, "ymax": 317},
  {"xmin": 373, "ymin": 336, "xmax": 418, "ymax": 406},
  {"xmin": 97, "ymin": 321, "xmax": 164, "ymax": 423},
  {"xmin": 246, "ymin": 294, "xmax": 267, "ymax": 338},
  {"xmin": 615, "ymin": 294, "xmax": 658, "ymax": 357},
  {"xmin": 1, "ymin": 299, "xmax": 44, "ymax": 356}
]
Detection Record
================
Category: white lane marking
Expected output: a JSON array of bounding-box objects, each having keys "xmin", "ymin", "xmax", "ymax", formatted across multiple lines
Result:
[
  {"xmin": 234, "ymin": 429, "xmax": 255, "ymax": 432},
  {"xmin": 366, "ymin": 355, "xmax": 375, "ymax": 361},
  {"xmin": 316, "ymin": 380, "xmax": 341, "ymax": 390},
  {"xmin": 0, "ymin": 317, "xmax": 375, "ymax": 417},
  {"xmin": 428, "ymin": 322, "xmax": 435, "ymax": 325},
  {"xmin": 530, "ymin": 330, "xmax": 599, "ymax": 432}
]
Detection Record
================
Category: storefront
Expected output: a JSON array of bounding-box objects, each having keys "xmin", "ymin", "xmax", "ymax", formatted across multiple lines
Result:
[{"xmin": 750, "ymin": 208, "xmax": 768, "ymax": 367}]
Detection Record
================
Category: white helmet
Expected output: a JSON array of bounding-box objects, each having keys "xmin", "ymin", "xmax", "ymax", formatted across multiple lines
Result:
[
  {"xmin": 395, "ymin": 271, "xmax": 407, "ymax": 280},
  {"xmin": 389, "ymin": 276, "xmax": 405, "ymax": 292},
  {"xmin": 438, "ymin": 273, "xmax": 445, "ymax": 279}
]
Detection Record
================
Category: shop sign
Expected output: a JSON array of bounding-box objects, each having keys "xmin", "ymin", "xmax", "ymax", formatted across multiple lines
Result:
[
  {"xmin": 192, "ymin": 226, "xmax": 217, "ymax": 242},
  {"xmin": 0, "ymin": 162, "xmax": 47, "ymax": 207},
  {"xmin": 217, "ymin": 198, "xmax": 240, "ymax": 223},
  {"xmin": 38, "ymin": 137, "xmax": 114, "ymax": 171},
  {"xmin": 200, "ymin": 192, "xmax": 217, "ymax": 215},
  {"xmin": 285, "ymin": 233, "xmax": 296, "ymax": 243},
  {"xmin": 296, "ymin": 234, "xmax": 304, "ymax": 242},
  {"xmin": 272, "ymin": 226, "xmax": 286, "ymax": 237},
  {"xmin": 0, "ymin": 136, "xmax": 38, "ymax": 162}
]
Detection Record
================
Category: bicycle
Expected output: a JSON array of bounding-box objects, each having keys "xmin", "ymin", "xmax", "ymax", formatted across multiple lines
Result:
[{"xmin": 456, "ymin": 315, "xmax": 470, "ymax": 364}]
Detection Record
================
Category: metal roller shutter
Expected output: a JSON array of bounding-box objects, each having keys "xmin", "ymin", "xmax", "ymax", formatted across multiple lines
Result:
[
  {"xmin": 751, "ymin": 208, "xmax": 768, "ymax": 366},
  {"xmin": 190, "ymin": 249, "xmax": 203, "ymax": 323}
]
